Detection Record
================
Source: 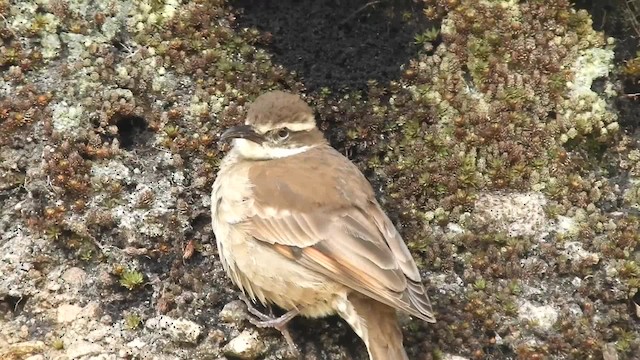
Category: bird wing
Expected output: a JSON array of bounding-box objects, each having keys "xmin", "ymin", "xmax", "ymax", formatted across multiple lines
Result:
[{"xmin": 245, "ymin": 147, "xmax": 435, "ymax": 322}]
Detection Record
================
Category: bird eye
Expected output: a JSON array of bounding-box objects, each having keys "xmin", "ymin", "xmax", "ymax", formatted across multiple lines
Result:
[{"xmin": 277, "ymin": 128, "xmax": 289, "ymax": 140}]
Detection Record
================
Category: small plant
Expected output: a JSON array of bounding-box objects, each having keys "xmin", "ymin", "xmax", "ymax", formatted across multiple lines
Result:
[
  {"xmin": 319, "ymin": 87, "xmax": 332, "ymax": 98},
  {"xmin": 124, "ymin": 312, "xmax": 142, "ymax": 330},
  {"xmin": 432, "ymin": 348, "xmax": 445, "ymax": 360},
  {"xmin": 51, "ymin": 338, "xmax": 64, "ymax": 350},
  {"xmin": 45, "ymin": 226, "xmax": 62, "ymax": 241},
  {"xmin": 508, "ymin": 280, "xmax": 522, "ymax": 295},
  {"xmin": 473, "ymin": 278, "xmax": 487, "ymax": 291},
  {"xmin": 615, "ymin": 330, "xmax": 635, "ymax": 352},
  {"xmin": 414, "ymin": 27, "xmax": 440, "ymax": 46},
  {"xmin": 119, "ymin": 269, "xmax": 144, "ymax": 290},
  {"xmin": 78, "ymin": 246, "xmax": 93, "ymax": 261},
  {"xmin": 504, "ymin": 301, "xmax": 519, "ymax": 316},
  {"xmin": 623, "ymin": 51, "xmax": 640, "ymax": 78},
  {"xmin": 620, "ymin": 260, "xmax": 640, "ymax": 278},
  {"xmin": 163, "ymin": 124, "xmax": 180, "ymax": 138}
]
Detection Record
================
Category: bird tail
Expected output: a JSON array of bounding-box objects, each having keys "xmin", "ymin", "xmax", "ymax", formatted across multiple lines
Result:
[{"xmin": 337, "ymin": 293, "xmax": 409, "ymax": 360}]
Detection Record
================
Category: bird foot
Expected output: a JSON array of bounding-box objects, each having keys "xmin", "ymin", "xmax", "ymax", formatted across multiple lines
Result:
[{"xmin": 238, "ymin": 294, "xmax": 302, "ymax": 358}]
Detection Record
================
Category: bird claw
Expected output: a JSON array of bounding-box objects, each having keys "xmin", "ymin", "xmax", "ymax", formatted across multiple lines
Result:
[{"xmin": 238, "ymin": 294, "xmax": 302, "ymax": 358}]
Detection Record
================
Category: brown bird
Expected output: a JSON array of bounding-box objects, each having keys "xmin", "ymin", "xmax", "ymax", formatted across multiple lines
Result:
[{"xmin": 211, "ymin": 90, "xmax": 435, "ymax": 360}]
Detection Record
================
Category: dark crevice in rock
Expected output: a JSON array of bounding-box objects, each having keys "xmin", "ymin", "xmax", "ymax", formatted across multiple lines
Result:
[
  {"xmin": 573, "ymin": 0, "xmax": 639, "ymax": 58},
  {"xmin": 590, "ymin": 76, "xmax": 607, "ymax": 95},
  {"xmin": 112, "ymin": 114, "xmax": 151, "ymax": 150},
  {"xmin": 631, "ymin": 289, "xmax": 640, "ymax": 320},
  {"xmin": 616, "ymin": 96, "xmax": 640, "ymax": 133},
  {"xmin": 573, "ymin": 1, "xmax": 640, "ymax": 134},
  {"xmin": 190, "ymin": 213, "xmax": 211, "ymax": 234},
  {"xmin": 231, "ymin": 0, "xmax": 435, "ymax": 92},
  {"xmin": 0, "ymin": 294, "xmax": 29, "ymax": 315}
]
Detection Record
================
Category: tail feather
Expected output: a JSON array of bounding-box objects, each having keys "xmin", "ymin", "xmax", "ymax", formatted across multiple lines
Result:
[{"xmin": 336, "ymin": 293, "xmax": 409, "ymax": 360}]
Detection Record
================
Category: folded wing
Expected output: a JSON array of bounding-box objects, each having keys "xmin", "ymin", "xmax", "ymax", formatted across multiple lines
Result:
[{"xmin": 247, "ymin": 192, "xmax": 435, "ymax": 323}]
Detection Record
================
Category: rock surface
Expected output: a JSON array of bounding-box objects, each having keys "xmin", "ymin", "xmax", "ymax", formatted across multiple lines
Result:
[{"xmin": 0, "ymin": 0, "xmax": 639, "ymax": 359}]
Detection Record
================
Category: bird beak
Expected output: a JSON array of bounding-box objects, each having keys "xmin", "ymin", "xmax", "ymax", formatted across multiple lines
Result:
[{"xmin": 219, "ymin": 124, "xmax": 265, "ymax": 145}]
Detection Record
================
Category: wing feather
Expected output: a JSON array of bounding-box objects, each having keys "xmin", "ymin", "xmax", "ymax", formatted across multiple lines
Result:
[{"xmin": 245, "ymin": 146, "xmax": 435, "ymax": 322}]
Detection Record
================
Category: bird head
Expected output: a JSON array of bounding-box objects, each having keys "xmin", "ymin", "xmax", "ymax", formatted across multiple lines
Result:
[{"xmin": 219, "ymin": 91, "xmax": 327, "ymax": 160}]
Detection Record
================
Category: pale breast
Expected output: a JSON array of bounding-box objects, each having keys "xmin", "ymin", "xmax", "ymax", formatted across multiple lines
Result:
[
  {"xmin": 211, "ymin": 150, "xmax": 345, "ymax": 316},
  {"xmin": 212, "ymin": 152, "xmax": 254, "ymax": 223},
  {"xmin": 211, "ymin": 152, "xmax": 254, "ymax": 290}
]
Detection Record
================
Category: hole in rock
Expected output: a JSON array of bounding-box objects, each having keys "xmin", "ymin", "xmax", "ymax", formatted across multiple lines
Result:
[{"xmin": 113, "ymin": 114, "xmax": 150, "ymax": 150}]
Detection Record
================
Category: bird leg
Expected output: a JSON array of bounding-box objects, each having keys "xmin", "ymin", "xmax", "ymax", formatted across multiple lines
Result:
[
  {"xmin": 238, "ymin": 294, "xmax": 301, "ymax": 357},
  {"xmin": 239, "ymin": 293, "xmax": 274, "ymax": 321}
]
